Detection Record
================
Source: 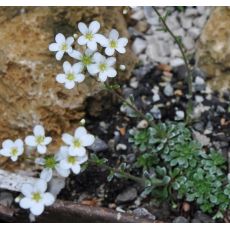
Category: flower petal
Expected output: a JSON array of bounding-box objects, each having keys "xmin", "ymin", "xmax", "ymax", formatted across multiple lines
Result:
[
  {"xmin": 80, "ymin": 134, "xmax": 95, "ymax": 147},
  {"xmin": 89, "ymin": 21, "xmax": 100, "ymax": 34},
  {"xmin": 87, "ymin": 41, "xmax": 97, "ymax": 51},
  {"xmin": 37, "ymin": 145, "xmax": 47, "ymax": 154},
  {"xmin": 20, "ymin": 197, "xmax": 32, "ymax": 209},
  {"xmin": 106, "ymin": 57, "xmax": 116, "ymax": 66},
  {"xmin": 56, "ymin": 74, "xmax": 66, "ymax": 84},
  {"xmin": 75, "ymin": 74, "xmax": 85, "ymax": 83},
  {"xmin": 106, "ymin": 68, "xmax": 117, "ymax": 78},
  {"xmin": 62, "ymin": 133, "xmax": 74, "ymax": 145},
  {"xmin": 35, "ymin": 179, "xmax": 47, "ymax": 193},
  {"xmin": 116, "ymin": 46, "xmax": 126, "ymax": 54},
  {"xmin": 105, "ymin": 47, "xmax": 115, "ymax": 56},
  {"xmin": 25, "ymin": 136, "xmax": 37, "ymax": 147},
  {"xmin": 73, "ymin": 62, "xmax": 83, "ymax": 73},
  {"xmin": 78, "ymin": 22, "xmax": 88, "ymax": 35},
  {"xmin": 44, "ymin": 137, "xmax": 52, "ymax": 145},
  {"xmin": 94, "ymin": 34, "xmax": 108, "ymax": 47},
  {"xmin": 63, "ymin": 61, "xmax": 72, "ymax": 73},
  {"xmin": 71, "ymin": 164, "xmax": 81, "ymax": 174},
  {"xmin": 85, "ymin": 49, "xmax": 94, "ymax": 56},
  {"xmin": 77, "ymin": 36, "xmax": 87, "ymax": 45},
  {"xmin": 55, "ymin": 51, "xmax": 64, "ymax": 61},
  {"xmin": 93, "ymin": 52, "xmax": 105, "ymax": 63},
  {"xmin": 66, "ymin": 36, "xmax": 74, "ymax": 45},
  {"xmin": 34, "ymin": 125, "xmax": 45, "ymax": 136},
  {"xmin": 49, "ymin": 43, "xmax": 59, "ymax": 52},
  {"xmin": 55, "ymin": 164, "xmax": 70, "ymax": 177},
  {"xmin": 109, "ymin": 29, "xmax": 119, "ymax": 40},
  {"xmin": 69, "ymin": 146, "xmax": 86, "ymax": 157},
  {"xmin": 15, "ymin": 139, "xmax": 23, "ymax": 148},
  {"xmin": 21, "ymin": 183, "xmax": 33, "ymax": 196},
  {"xmin": 11, "ymin": 156, "xmax": 18, "ymax": 161},
  {"xmin": 118, "ymin": 37, "xmax": 128, "ymax": 47},
  {"xmin": 74, "ymin": 127, "xmax": 87, "ymax": 138},
  {"xmin": 60, "ymin": 159, "xmax": 70, "ymax": 170},
  {"xmin": 55, "ymin": 33, "xmax": 65, "ymax": 44},
  {"xmin": 55, "ymin": 146, "xmax": 69, "ymax": 161},
  {"xmin": 65, "ymin": 81, "xmax": 75, "ymax": 89},
  {"xmin": 30, "ymin": 203, "xmax": 44, "ymax": 216},
  {"xmin": 2, "ymin": 139, "xmax": 14, "ymax": 149},
  {"xmin": 98, "ymin": 72, "xmax": 108, "ymax": 82},
  {"xmin": 69, "ymin": 50, "xmax": 82, "ymax": 60},
  {"xmin": 87, "ymin": 64, "xmax": 99, "ymax": 75},
  {"xmin": 0, "ymin": 149, "xmax": 10, "ymax": 157},
  {"xmin": 42, "ymin": 193, "xmax": 55, "ymax": 206},
  {"xmin": 40, "ymin": 168, "xmax": 53, "ymax": 182}
]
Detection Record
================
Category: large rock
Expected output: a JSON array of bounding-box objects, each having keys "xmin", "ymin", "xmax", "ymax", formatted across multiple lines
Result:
[
  {"xmin": 196, "ymin": 7, "xmax": 230, "ymax": 91},
  {"xmin": 0, "ymin": 7, "xmax": 136, "ymax": 168}
]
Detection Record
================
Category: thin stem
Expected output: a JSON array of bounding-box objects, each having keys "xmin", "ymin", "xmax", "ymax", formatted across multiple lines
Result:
[{"xmin": 152, "ymin": 7, "xmax": 193, "ymax": 124}]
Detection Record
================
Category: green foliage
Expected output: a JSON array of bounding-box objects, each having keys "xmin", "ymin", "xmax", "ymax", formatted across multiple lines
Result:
[{"xmin": 129, "ymin": 121, "xmax": 230, "ymax": 217}]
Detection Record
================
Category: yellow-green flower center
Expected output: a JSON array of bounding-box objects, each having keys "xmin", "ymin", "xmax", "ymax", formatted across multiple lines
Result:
[
  {"xmin": 81, "ymin": 55, "xmax": 92, "ymax": 66},
  {"xmin": 73, "ymin": 139, "xmax": 81, "ymax": 148},
  {"xmin": 45, "ymin": 156, "xmax": 56, "ymax": 169},
  {"xmin": 36, "ymin": 136, "xmax": 44, "ymax": 145},
  {"xmin": 61, "ymin": 43, "xmax": 68, "ymax": 51},
  {"xmin": 110, "ymin": 40, "xmax": 117, "ymax": 49},
  {"xmin": 85, "ymin": 33, "xmax": 93, "ymax": 41},
  {"xmin": 32, "ymin": 192, "xmax": 42, "ymax": 202},
  {"xmin": 99, "ymin": 63, "xmax": 107, "ymax": 72},
  {"xmin": 11, "ymin": 147, "xmax": 18, "ymax": 156},
  {"xmin": 67, "ymin": 73, "xmax": 75, "ymax": 81},
  {"xmin": 67, "ymin": 156, "xmax": 77, "ymax": 165}
]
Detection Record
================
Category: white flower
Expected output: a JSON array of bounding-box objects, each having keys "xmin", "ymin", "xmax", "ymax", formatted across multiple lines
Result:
[
  {"xmin": 87, "ymin": 52, "xmax": 117, "ymax": 82},
  {"xmin": 102, "ymin": 29, "xmax": 128, "ymax": 56},
  {"xmin": 35, "ymin": 149, "xmax": 70, "ymax": 182},
  {"xmin": 25, "ymin": 125, "xmax": 52, "ymax": 154},
  {"xmin": 49, "ymin": 33, "xmax": 75, "ymax": 61},
  {"xmin": 56, "ymin": 61, "xmax": 85, "ymax": 89},
  {"xmin": 69, "ymin": 49, "xmax": 95, "ymax": 74},
  {"xmin": 19, "ymin": 179, "xmax": 55, "ymax": 216},
  {"xmin": 77, "ymin": 21, "xmax": 107, "ymax": 51},
  {"xmin": 59, "ymin": 146, "xmax": 88, "ymax": 175},
  {"xmin": 62, "ymin": 127, "xmax": 95, "ymax": 156},
  {"xmin": 0, "ymin": 139, "xmax": 24, "ymax": 161}
]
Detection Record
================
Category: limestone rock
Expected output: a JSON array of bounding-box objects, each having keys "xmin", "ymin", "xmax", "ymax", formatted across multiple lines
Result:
[
  {"xmin": 196, "ymin": 7, "xmax": 230, "ymax": 91},
  {"xmin": 0, "ymin": 7, "xmax": 136, "ymax": 168}
]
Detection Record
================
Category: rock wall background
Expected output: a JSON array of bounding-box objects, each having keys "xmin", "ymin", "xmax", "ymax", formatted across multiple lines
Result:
[{"xmin": 0, "ymin": 7, "xmax": 136, "ymax": 168}]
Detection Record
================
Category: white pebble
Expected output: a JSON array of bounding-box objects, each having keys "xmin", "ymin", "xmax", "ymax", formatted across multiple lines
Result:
[
  {"xmin": 195, "ymin": 76, "xmax": 205, "ymax": 85},
  {"xmin": 175, "ymin": 110, "xmax": 185, "ymax": 120},
  {"xmin": 116, "ymin": 143, "xmax": 127, "ymax": 151},
  {"xmin": 163, "ymin": 84, "xmax": 174, "ymax": 97}
]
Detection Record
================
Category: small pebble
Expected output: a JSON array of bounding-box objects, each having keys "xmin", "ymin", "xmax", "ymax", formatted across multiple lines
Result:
[
  {"xmin": 163, "ymin": 84, "xmax": 174, "ymax": 97},
  {"xmin": 137, "ymin": 120, "xmax": 149, "ymax": 129},
  {"xmin": 175, "ymin": 110, "xmax": 185, "ymax": 120},
  {"xmin": 152, "ymin": 93, "xmax": 160, "ymax": 102},
  {"xmin": 116, "ymin": 143, "xmax": 127, "ymax": 151},
  {"xmin": 151, "ymin": 106, "xmax": 162, "ymax": 119}
]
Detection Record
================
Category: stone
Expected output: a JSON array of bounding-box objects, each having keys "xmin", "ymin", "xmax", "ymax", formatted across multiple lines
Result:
[
  {"xmin": 116, "ymin": 143, "xmax": 127, "ymax": 151},
  {"xmin": 175, "ymin": 110, "xmax": 185, "ymax": 120},
  {"xmin": 132, "ymin": 38, "xmax": 147, "ymax": 55},
  {"xmin": 137, "ymin": 120, "xmax": 149, "ymax": 129},
  {"xmin": 130, "ymin": 77, "xmax": 139, "ymax": 89},
  {"xmin": 185, "ymin": 8, "xmax": 199, "ymax": 17},
  {"xmin": 133, "ymin": 208, "xmax": 156, "ymax": 220},
  {"xmin": 131, "ymin": 9, "xmax": 145, "ymax": 20},
  {"xmin": 196, "ymin": 7, "xmax": 230, "ymax": 91},
  {"xmin": 87, "ymin": 137, "xmax": 108, "ymax": 153},
  {"xmin": 163, "ymin": 84, "xmax": 174, "ymax": 97},
  {"xmin": 0, "ymin": 7, "xmax": 136, "ymax": 168},
  {"xmin": 180, "ymin": 17, "xmax": 193, "ymax": 30},
  {"xmin": 170, "ymin": 58, "xmax": 184, "ymax": 67},
  {"xmin": 194, "ymin": 211, "xmax": 214, "ymax": 223},
  {"xmin": 193, "ymin": 15, "xmax": 208, "ymax": 28},
  {"xmin": 182, "ymin": 36, "xmax": 195, "ymax": 50},
  {"xmin": 188, "ymin": 27, "xmax": 201, "ymax": 40},
  {"xmin": 150, "ymin": 106, "xmax": 162, "ymax": 119},
  {"xmin": 192, "ymin": 130, "xmax": 210, "ymax": 146},
  {"xmin": 115, "ymin": 187, "xmax": 138, "ymax": 204},
  {"xmin": 173, "ymin": 216, "xmax": 189, "ymax": 223},
  {"xmin": 0, "ymin": 191, "xmax": 14, "ymax": 207},
  {"xmin": 152, "ymin": 93, "xmax": 160, "ymax": 102}
]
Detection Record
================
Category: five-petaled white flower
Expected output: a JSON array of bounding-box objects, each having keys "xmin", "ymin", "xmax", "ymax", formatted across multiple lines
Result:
[
  {"xmin": 88, "ymin": 52, "xmax": 117, "ymax": 82},
  {"xmin": 62, "ymin": 127, "xmax": 95, "ymax": 156},
  {"xmin": 56, "ymin": 61, "xmax": 85, "ymax": 89},
  {"xmin": 49, "ymin": 33, "xmax": 74, "ymax": 61},
  {"xmin": 59, "ymin": 146, "xmax": 88, "ymax": 175},
  {"xmin": 35, "ymin": 148, "xmax": 70, "ymax": 182},
  {"xmin": 69, "ymin": 49, "xmax": 95, "ymax": 74},
  {"xmin": 77, "ymin": 21, "xmax": 107, "ymax": 51},
  {"xmin": 19, "ymin": 179, "xmax": 55, "ymax": 216},
  {"xmin": 102, "ymin": 29, "xmax": 128, "ymax": 56},
  {"xmin": 25, "ymin": 125, "xmax": 52, "ymax": 154},
  {"xmin": 0, "ymin": 139, "xmax": 24, "ymax": 162}
]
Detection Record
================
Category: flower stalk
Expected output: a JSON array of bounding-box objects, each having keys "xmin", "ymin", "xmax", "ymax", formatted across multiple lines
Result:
[{"xmin": 152, "ymin": 7, "xmax": 193, "ymax": 124}]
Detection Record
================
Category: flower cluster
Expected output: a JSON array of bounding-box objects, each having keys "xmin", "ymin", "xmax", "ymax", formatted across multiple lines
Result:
[
  {"xmin": 49, "ymin": 21, "xmax": 128, "ymax": 88},
  {"xmin": 0, "ymin": 124, "xmax": 95, "ymax": 216}
]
